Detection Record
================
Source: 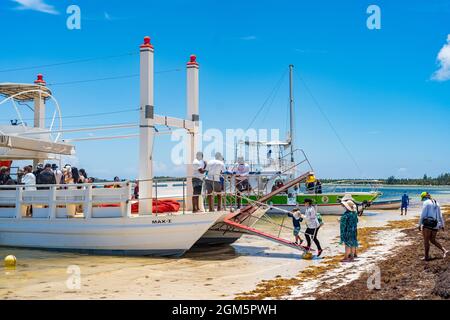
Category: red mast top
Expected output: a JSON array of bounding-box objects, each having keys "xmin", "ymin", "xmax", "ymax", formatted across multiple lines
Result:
[
  {"xmin": 187, "ymin": 54, "xmax": 199, "ymax": 66},
  {"xmin": 34, "ymin": 74, "xmax": 46, "ymax": 85},
  {"xmin": 140, "ymin": 36, "xmax": 154, "ymax": 49}
]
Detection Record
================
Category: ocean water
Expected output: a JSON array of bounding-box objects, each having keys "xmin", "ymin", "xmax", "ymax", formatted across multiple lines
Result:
[{"xmin": 322, "ymin": 185, "xmax": 450, "ymax": 203}]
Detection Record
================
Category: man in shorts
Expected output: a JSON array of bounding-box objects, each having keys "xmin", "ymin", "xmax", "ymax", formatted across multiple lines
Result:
[
  {"xmin": 205, "ymin": 152, "xmax": 225, "ymax": 212},
  {"xmin": 192, "ymin": 152, "xmax": 206, "ymax": 212}
]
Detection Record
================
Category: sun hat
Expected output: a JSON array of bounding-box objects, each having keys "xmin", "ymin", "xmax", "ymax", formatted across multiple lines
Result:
[{"xmin": 341, "ymin": 194, "xmax": 356, "ymax": 212}]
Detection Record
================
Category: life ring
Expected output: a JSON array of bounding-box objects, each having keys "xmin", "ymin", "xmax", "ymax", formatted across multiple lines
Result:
[{"xmin": 321, "ymin": 196, "xmax": 329, "ymax": 203}]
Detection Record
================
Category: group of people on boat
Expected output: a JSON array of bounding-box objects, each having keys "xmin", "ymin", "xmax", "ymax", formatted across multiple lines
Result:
[
  {"xmin": 190, "ymin": 152, "xmax": 256, "ymax": 213},
  {"xmin": 0, "ymin": 163, "xmax": 94, "ymax": 188}
]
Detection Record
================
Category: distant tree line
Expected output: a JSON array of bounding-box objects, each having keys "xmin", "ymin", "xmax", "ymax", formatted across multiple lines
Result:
[
  {"xmin": 384, "ymin": 173, "xmax": 450, "ymax": 186},
  {"xmin": 321, "ymin": 173, "xmax": 450, "ymax": 186}
]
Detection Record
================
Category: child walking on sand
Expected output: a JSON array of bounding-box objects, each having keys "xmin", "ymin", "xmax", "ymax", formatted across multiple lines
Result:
[{"xmin": 288, "ymin": 208, "xmax": 303, "ymax": 245}]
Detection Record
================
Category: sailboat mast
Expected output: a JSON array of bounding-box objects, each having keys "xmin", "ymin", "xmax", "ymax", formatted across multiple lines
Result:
[{"xmin": 289, "ymin": 64, "xmax": 295, "ymax": 163}]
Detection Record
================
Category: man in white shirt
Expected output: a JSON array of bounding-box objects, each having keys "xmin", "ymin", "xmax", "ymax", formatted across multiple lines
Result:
[
  {"xmin": 205, "ymin": 152, "xmax": 225, "ymax": 211},
  {"xmin": 192, "ymin": 152, "xmax": 206, "ymax": 212},
  {"xmin": 21, "ymin": 165, "xmax": 36, "ymax": 217}
]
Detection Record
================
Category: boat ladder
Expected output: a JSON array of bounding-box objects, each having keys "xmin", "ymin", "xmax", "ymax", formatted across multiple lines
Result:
[{"xmin": 223, "ymin": 171, "xmax": 313, "ymax": 252}]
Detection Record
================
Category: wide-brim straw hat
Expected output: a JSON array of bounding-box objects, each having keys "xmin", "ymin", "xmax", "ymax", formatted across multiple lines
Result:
[{"xmin": 341, "ymin": 194, "xmax": 357, "ymax": 211}]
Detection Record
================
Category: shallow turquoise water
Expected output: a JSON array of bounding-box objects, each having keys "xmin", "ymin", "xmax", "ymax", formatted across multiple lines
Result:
[{"xmin": 322, "ymin": 185, "xmax": 450, "ymax": 202}]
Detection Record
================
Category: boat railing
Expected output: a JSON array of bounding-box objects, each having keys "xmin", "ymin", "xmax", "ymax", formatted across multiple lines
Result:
[{"xmin": 0, "ymin": 181, "xmax": 133, "ymax": 219}]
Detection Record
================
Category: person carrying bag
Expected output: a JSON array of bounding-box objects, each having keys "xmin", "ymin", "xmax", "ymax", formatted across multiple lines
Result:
[{"xmin": 419, "ymin": 192, "xmax": 448, "ymax": 261}]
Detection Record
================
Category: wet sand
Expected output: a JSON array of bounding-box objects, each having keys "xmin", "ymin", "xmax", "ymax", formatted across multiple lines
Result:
[{"xmin": 0, "ymin": 203, "xmax": 435, "ymax": 300}]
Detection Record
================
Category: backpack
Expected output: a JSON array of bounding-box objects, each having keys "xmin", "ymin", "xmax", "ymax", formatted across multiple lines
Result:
[{"xmin": 422, "ymin": 200, "xmax": 439, "ymax": 229}]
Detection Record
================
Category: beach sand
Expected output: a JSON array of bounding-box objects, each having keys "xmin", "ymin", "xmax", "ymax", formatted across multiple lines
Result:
[
  {"xmin": 0, "ymin": 203, "xmax": 441, "ymax": 300},
  {"xmin": 236, "ymin": 204, "xmax": 449, "ymax": 300},
  {"xmin": 314, "ymin": 206, "xmax": 450, "ymax": 300}
]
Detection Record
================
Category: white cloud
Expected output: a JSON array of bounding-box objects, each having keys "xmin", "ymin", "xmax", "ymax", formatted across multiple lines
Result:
[
  {"xmin": 431, "ymin": 34, "xmax": 450, "ymax": 81},
  {"xmin": 12, "ymin": 0, "xmax": 59, "ymax": 15}
]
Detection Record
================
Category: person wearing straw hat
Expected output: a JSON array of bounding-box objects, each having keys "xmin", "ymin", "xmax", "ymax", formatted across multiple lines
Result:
[
  {"xmin": 419, "ymin": 192, "xmax": 447, "ymax": 261},
  {"xmin": 339, "ymin": 194, "xmax": 359, "ymax": 262}
]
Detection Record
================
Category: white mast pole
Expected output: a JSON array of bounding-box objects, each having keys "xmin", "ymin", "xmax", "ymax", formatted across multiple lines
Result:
[
  {"xmin": 138, "ymin": 36, "xmax": 155, "ymax": 215},
  {"xmin": 186, "ymin": 55, "xmax": 199, "ymax": 211},
  {"xmin": 33, "ymin": 74, "xmax": 46, "ymax": 168},
  {"xmin": 289, "ymin": 65, "xmax": 295, "ymax": 163}
]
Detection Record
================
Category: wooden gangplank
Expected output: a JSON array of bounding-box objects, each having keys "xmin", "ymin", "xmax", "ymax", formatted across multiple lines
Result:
[{"xmin": 223, "ymin": 171, "xmax": 312, "ymax": 251}]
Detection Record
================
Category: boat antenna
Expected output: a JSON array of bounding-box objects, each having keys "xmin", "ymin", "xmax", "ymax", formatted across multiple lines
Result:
[{"xmin": 289, "ymin": 64, "xmax": 295, "ymax": 163}]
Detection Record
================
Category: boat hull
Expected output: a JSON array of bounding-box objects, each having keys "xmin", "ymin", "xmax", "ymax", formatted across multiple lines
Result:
[
  {"xmin": 196, "ymin": 207, "xmax": 268, "ymax": 245},
  {"xmin": 369, "ymin": 199, "xmax": 402, "ymax": 210},
  {"xmin": 0, "ymin": 213, "xmax": 222, "ymax": 257}
]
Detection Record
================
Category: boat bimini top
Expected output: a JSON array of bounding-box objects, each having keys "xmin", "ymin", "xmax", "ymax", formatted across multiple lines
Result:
[{"xmin": 0, "ymin": 79, "xmax": 75, "ymax": 160}]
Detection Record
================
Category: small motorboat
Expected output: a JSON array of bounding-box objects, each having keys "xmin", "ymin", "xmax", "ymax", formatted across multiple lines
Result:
[{"xmin": 369, "ymin": 199, "xmax": 402, "ymax": 210}]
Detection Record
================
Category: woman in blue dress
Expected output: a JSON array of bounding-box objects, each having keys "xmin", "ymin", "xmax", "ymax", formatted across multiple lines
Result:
[{"xmin": 340, "ymin": 194, "xmax": 359, "ymax": 262}]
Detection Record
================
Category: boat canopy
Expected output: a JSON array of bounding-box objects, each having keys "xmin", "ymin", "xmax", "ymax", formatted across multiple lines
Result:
[
  {"xmin": 0, "ymin": 83, "xmax": 52, "ymax": 101},
  {"xmin": 0, "ymin": 126, "xmax": 75, "ymax": 159}
]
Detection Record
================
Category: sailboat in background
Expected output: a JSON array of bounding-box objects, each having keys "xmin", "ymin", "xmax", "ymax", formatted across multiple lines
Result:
[{"xmin": 229, "ymin": 65, "xmax": 380, "ymax": 215}]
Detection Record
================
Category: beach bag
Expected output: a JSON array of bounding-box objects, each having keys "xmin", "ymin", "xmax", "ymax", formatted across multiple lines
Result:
[
  {"xmin": 317, "ymin": 212, "xmax": 324, "ymax": 226},
  {"xmin": 423, "ymin": 200, "xmax": 438, "ymax": 229}
]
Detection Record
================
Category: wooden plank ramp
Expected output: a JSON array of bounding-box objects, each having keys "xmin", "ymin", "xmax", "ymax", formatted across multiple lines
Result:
[{"xmin": 223, "ymin": 171, "xmax": 313, "ymax": 252}]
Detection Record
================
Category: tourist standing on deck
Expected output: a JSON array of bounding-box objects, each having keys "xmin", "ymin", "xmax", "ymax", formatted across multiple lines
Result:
[
  {"xmin": 52, "ymin": 164, "xmax": 63, "ymax": 185},
  {"xmin": 339, "ymin": 194, "xmax": 359, "ymax": 262},
  {"xmin": 78, "ymin": 169, "xmax": 88, "ymax": 183},
  {"xmin": 233, "ymin": 157, "xmax": 250, "ymax": 208},
  {"xmin": 33, "ymin": 163, "xmax": 44, "ymax": 177},
  {"xmin": 287, "ymin": 208, "xmax": 303, "ymax": 245},
  {"xmin": 21, "ymin": 166, "xmax": 36, "ymax": 190},
  {"xmin": 192, "ymin": 152, "xmax": 207, "ymax": 212},
  {"xmin": 419, "ymin": 192, "xmax": 448, "ymax": 261},
  {"xmin": 37, "ymin": 164, "xmax": 56, "ymax": 189},
  {"xmin": 63, "ymin": 165, "xmax": 73, "ymax": 184},
  {"xmin": 0, "ymin": 166, "xmax": 14, "ymax": 185},
  {"xmin": 301, "ymin": 199, "xmax": 323, "ymax": 256},
  {"xmin": 205, "ymin": 152, "xmax": 225, "ymax": 212},
  {"xmin": 315, "ymin": 180, "xmax": 323, "ymax": 194},
  {"xmin": 401, "ymin": 193, "xmax": 410, "ymax": 215},
  {"xmin": 305, "ymin": 173, "xmax": 316, "ymax": 194},
  {"xmin": 21, "ymin": 166, "xmax": 36, "ymax": 216}
]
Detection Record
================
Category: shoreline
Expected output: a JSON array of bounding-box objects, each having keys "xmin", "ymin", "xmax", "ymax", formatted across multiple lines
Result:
[{"xmin": 235, "ymin": 205, "xmax": 449, "ymax": 300}]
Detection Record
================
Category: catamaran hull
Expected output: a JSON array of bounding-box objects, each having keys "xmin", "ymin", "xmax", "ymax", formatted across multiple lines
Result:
[
  {"xmin": 196, "ymin": 207, "xmax": 268, "ymax": 245},
  {"xmin": 0, "ymin": 213, "xmax": 222, "ymax": 257}
]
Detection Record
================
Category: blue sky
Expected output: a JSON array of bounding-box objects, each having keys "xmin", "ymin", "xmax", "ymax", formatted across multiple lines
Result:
[{"xmin": 0, "ymin": 0, "xmax": 449, "ymax": 179}]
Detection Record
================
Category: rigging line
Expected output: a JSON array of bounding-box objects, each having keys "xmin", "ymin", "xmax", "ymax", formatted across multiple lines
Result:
[
  {"xmin": 0, "ymin": 52, "xmax": 138, "ymax": 73},
  {"xmin": 245, "ymin": 69, "xmax": 288, "ymax": 131},
  {"xmin": 260, "ymin": 72, "xmax": 286, "ymax": 124},
  {"xmin": 46, "ymin": 68, "xmax": 182, "ymax": 86},
  {"xmin": 296, "ymin": 74, "xmax": 363, "ymax": 175},
  {"xmin": 0, "ymin": 107, "xmax": 139, "ymax": 122}
]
